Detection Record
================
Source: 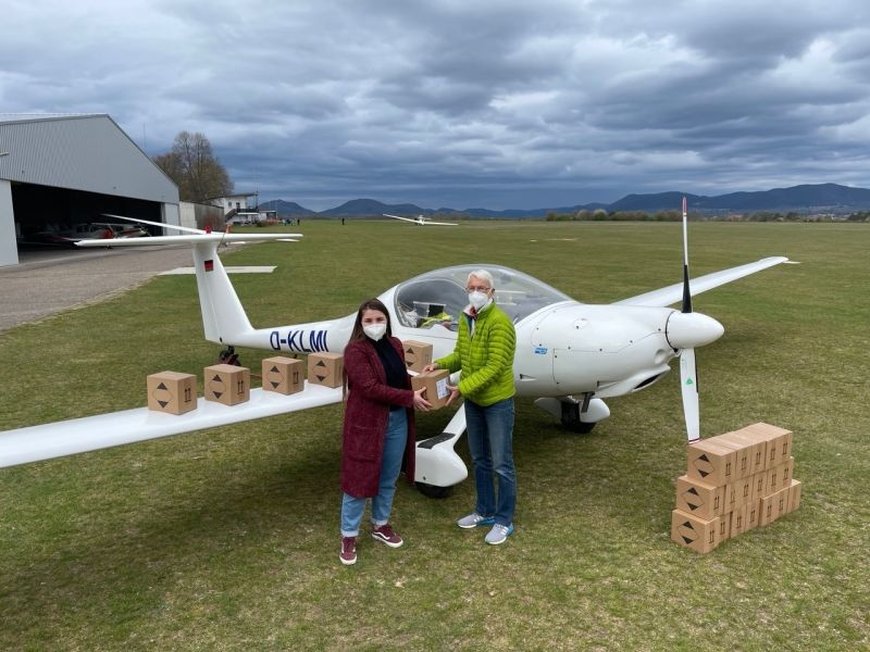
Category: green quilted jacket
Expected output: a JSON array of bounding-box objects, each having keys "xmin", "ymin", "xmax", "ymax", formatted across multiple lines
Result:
[{"xmin": 435, "ymin": 302, "xmax": 516, "ymax": 406}]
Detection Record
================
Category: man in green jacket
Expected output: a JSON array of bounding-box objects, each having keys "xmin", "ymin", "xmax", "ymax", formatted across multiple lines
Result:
[{"xmin": 424, "ymin": 268, "xmax": 517, "ymax": 544}]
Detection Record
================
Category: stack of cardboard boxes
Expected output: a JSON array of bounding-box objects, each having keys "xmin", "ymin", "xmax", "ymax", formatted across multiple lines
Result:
[
  {"xmin": 145, "ymin": 351, "xmax": 345, "ymax": 415},
  {"xmin": 671, "ymin": 422, "xmax": 802, "ymax": 553}
]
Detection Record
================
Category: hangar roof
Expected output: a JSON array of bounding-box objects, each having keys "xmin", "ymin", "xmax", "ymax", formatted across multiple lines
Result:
[{"xmin": 0, "ymin": 113, "xmax": 178, "ymax": 203}]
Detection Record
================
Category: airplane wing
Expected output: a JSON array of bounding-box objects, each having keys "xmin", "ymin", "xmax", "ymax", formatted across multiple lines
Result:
[
  {"xmin": 383, "ymin": 213, "xmax": 418, "ymax": 224},
  {"xmin": 0, "ymin": 384, "xmax": 343, "ymax": 469},
  {"xmin": 425, "ymin": 220, "xmax": 459, "ymax": 226},
  {"xmin": 614, "ymin": 256, "xmax": 790, "ymax": 307}
]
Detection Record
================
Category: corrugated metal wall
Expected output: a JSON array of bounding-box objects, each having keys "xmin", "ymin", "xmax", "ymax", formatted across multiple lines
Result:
[{"xmin": 0, "ymin": 115, "xmax": 178, "ymax": 203}]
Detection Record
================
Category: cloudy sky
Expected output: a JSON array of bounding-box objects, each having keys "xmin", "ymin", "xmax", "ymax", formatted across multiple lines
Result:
[{"xmin": 3, "ymin": 0, "xmax": 870, "ymax": 211}]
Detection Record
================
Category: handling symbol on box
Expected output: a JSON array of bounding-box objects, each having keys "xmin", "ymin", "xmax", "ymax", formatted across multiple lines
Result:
[{"xmin": 152, "ymin": 382, "xmax": 172, "ymax": 408}]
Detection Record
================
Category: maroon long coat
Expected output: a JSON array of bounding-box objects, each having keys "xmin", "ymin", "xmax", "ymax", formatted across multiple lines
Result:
[{"xmin": 340, "ymin": 336, "xmax": 417, "ymax": 497}]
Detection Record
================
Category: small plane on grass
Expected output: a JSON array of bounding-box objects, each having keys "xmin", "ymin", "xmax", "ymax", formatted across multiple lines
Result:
[
  {"xmin": 0, "ymin": 207, "xmax": 788, "ymax": 497},
  {"xmin": 383, "ymin": 213, "xmax": 459, "ymax": 226}
]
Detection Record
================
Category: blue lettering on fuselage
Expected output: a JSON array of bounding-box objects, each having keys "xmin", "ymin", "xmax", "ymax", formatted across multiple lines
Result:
[
  {"xmin": 309, "ymin": 330, "xmax": 327, "ymax": 352},
  {"xmin": 270, "ymin": 329, "xmax": 328, "ymax": 353}
]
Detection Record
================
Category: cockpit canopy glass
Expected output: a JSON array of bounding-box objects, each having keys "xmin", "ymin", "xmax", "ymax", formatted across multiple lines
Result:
[{"xmin": 394, "ymin": 264, "xmax": 572, "ymax": 330}]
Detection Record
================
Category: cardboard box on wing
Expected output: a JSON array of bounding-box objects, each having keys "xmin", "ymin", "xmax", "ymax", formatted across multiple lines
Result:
[
  {"xmin": 306, "ymin": 352, "xmax": 344, "ymax": 388},
  {"xmin": 147, "ymin": 354, "xmax": 316, "ymax": 417},
  {"xmin": 402, "ymin": 340, "xmax": 434, "ymax": 373},
  {"xmin": 262, "ymin": 356, "xmax": 304, "ymax": 395},
  {"xmin": 204, "ymin": 364, "xmax": 251, "ymax": 405},
  {"xmin": 672, "ymin": 422, "xmax": 801, "ymax": 553},
  {"xmin": 147, "ymin": 371, "xmax": 198, "ymax": 415}
]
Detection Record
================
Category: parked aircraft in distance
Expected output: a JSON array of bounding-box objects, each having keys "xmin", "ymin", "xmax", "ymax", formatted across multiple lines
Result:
[{"xmin": 384, "ymin": 213, "xmax": 459, "ymax": 226}]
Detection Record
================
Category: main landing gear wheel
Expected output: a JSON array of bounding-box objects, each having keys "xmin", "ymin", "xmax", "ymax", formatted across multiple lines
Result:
[
  {"xmin": 561, "ymin": 418, "xmax": 596, "ymax": 434},
  {"xmin": 561, "ymin": 401, "xmax": 596, "ymax": 434},
  {"xmin": 416, "ymin": 482, "xmax": 452, "ymax": 499}
]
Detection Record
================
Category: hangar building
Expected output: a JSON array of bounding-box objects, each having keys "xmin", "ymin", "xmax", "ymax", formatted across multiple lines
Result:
[{"xmin": 0, "ymin": 114, "xmax": 179, "ymax": 267}]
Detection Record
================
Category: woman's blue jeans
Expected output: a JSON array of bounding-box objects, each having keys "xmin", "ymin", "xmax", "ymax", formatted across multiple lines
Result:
[
  {"xmin": 464, "ymin": 397, "xmax": 516, "ymax": 527},
  {"xmin": 340, "ymin": 409, "xmax": 407, "ymax": 537}
]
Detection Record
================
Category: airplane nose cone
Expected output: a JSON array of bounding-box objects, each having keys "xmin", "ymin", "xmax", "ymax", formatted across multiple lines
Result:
[{"xmin": 666, "ymin": 311, "xmax": 725, "ymax": 349}]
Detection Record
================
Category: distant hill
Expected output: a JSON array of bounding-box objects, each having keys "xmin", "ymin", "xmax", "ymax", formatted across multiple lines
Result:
[
  {"xmin": 258, "ymin": 199, "xmax": 316, "ymax": 216},
  {"xmin": 609, "ymin": 184, "xmax": 870, "ymax": 213},
  {"xmin": 695, "ymin": 183, "xmax": 870, "ymax": 211},
  {"xmin": 319, "ymin": 199, "xmax": 430, "ymax": 217},
  {"xmin": 262, "ymin": 183, "xmax": 870, "ymax": 218},
  {"xmin": 608, "ymin": 192, "xmax": 702, "ymax": 212}
]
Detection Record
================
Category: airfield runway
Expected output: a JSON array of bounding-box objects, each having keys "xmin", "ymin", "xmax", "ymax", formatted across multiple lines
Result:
[{"xmin": 0, "ymin": 245, "xmax": 195, "ymax": 333}]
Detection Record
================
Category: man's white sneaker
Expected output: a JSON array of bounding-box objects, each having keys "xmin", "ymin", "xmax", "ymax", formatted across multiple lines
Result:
[
  {"xmin": 456, "ymin": 512, "xmax": 496, "ymax": 529},
  {"xmin": 484, "ymin": 523, "xmax": 514, "ymax": 545}
]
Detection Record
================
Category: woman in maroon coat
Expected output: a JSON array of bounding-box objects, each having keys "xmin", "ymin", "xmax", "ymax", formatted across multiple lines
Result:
[{"xmin": 339, "ymin": 298, "xmax": 431, "ymax": 566}]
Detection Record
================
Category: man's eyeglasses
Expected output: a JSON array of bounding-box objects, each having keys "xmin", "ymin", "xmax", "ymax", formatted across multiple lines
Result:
[{"xmin": 466, "ymin": 286, "xmax": 491, "ymax": 293}]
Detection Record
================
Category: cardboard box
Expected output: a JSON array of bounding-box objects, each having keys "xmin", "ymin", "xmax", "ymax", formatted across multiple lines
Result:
[
  {"xmin": 675, "ymin": 475, "xmax": 727, "ymax": 520},
  {"xmin": 774, "ymin": 486, "xmax": 790, "ymax": 521},
  {"xmin": 717, "ymin": 513, "xmax": 731, "ymax": 543},
  {"xmin": 402, "ymin": 340, "xmax": 433, "ymax": 373},
  {"xmin": 204, "ymin": 364, "xmax": 250, "ymax": 405},
  {"xmin": 730, "ymin": 504, "xmax": 749, "ymax": 537},
  {"xmin": 147, "ymin": 371, "xmax": 197, "ymax": 415},
  {"xmin": 759, "ymin": 487, "xmax": 789, "ymax": 527},
  {"xmin": 739, "ymin": 422, "xmax": 793, "ymax": 470},
  {"xmin": 717, "ymin": 430, "xmax": 766, "ymax": 476},
  {"xmin": 787, "ymin": 479, "xmax": 802, "ymax": 513},
  {"xmin": 410, "ymin": 368, "xmax": 451, "ymax": 409},
  {"xmin": 307, "ymin": 352, "xmax": 344, "ymax": 388},
  {"xmin": 750, "ymin": 470, "xmax": 768, "ymax": 501},
  {"xmin": 261, "ymin": 356, "xmax": 304, "ymax": 395},
  {"xmin": 686, "ymin": 438, "xmax": 737, "ymax": 486},
  {"xmin": 725, "ymin": 475, "xmax": 755, "ymax": 512},
  {"xmin": 745, "ymin": 499, "xmax": 760, "ymax": 532},
  {"xmin": 671, "ymin": 509, "xmax": 720, "ymax": 554},
  {"xmin": 763, "ymin": 457, "xmax": 795, "ymax": 497}
]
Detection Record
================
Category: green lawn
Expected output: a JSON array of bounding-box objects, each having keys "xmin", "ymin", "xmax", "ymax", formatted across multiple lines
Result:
[{"xmin": 1, "ymin": 221, "xmax": 867, "ymax": 650}]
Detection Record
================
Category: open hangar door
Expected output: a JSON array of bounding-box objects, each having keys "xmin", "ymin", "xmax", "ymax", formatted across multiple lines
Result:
[
  {"xmin": 0, "ymin": 114, "xmax": 180, "ymax": 266},
  {"xmin": 14, "ymin": 183, "xmax": 164, "ymax": 250}
]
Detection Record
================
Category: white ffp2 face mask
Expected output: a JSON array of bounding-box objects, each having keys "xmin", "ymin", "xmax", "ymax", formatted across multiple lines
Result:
[
  {"xmin": 363, "ymin": 323, "xmax": 387, "ymax": 341},
  {"xmin": 468, "ymin": 291, "xmax": 489, "ymax": 311}
]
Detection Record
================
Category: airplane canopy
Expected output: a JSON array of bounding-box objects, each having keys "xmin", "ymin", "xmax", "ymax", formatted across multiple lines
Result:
[{"xmin": 394, "ymin": 264, "xmax": 572, "ymax": 328}]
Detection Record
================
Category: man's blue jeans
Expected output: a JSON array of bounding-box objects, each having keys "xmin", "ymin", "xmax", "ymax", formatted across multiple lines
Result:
[
  {"xmin": 464, "ymin": 398, "xmax": 516, "ymax": 526},
  {"xmin": 340, "ymin": 409, "xmax": 407, "ymax": 537}
]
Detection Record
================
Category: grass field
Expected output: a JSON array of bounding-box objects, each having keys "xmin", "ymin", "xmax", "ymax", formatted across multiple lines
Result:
[{"xmin": 0, "ymin": 221, "xmax": 867, "ymax": 650}]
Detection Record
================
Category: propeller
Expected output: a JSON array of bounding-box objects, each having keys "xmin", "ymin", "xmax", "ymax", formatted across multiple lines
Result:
[{"xmin": 679, "ymin": 196, "xmax": 700, "ymax": 443}]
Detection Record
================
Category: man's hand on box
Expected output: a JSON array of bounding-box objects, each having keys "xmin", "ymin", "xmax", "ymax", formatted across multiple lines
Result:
[{"xmin": 445, "ymin": 384, "xmax": 460, "ymax": 406}]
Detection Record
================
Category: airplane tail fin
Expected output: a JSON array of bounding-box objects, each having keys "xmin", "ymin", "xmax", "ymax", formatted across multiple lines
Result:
[
  {"xmin": 191, "ymin": 241, "xmax": 254, "ymax": 344},
  {"xmin": 76, "ymin": 218, "xmax": 301, "ymax": 345}
]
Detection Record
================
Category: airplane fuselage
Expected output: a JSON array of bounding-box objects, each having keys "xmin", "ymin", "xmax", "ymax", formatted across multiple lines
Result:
[{"xmin": 224, "ymin": 301, "xmax": 702, "ymax": 402}]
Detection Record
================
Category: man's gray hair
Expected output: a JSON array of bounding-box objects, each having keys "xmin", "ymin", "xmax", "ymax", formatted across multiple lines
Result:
[{"xmin": 467, "ymin": 269, "xmax": 494, "ymax": 289}]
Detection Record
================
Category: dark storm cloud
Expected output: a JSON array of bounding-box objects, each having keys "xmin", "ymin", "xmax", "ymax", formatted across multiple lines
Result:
[{"xmin": 2, "ymin": 0, "xmax": 870, "ymax": 210}]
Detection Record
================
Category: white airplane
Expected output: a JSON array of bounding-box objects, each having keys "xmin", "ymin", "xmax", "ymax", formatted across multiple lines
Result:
[
  {"xmin": 384, "ymin": 213, "xmax": 459, "ymax": 226},
  {"xmin": 0, "ymin": 208, "xmax": 788, "ymax": 497}
]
